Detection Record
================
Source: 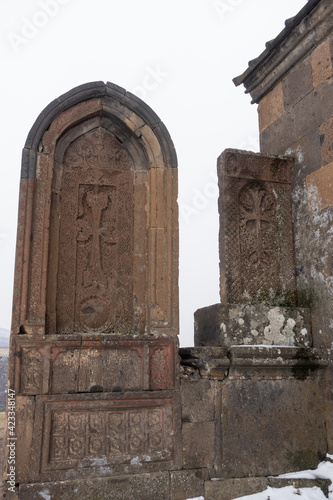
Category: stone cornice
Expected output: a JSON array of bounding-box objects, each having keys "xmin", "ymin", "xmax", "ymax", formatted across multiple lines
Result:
[{"xmin": 233, "ymin": 0, "xmax": 333, "ymax": 103}]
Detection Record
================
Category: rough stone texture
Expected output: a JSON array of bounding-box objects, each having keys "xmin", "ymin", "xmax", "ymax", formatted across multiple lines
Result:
[
  {"xmin": 179, "ymin": 347, "xmax": 230, "ymax": 380},
  {"xmin": 182, "ymin": 421, "xmax": 215, "ymax": 469},
  {"xmin": 179, "ymin": 346, "xmax": 329, "ymax": 479},
  {"xmin": 311, "ymin": 39, "xmax": 333, "ymax": 88},
  {"xmin": 218, "ymin": 149, "xmax": 296, "ymax": 306},
  {"xmin": 180, "ymin": 379, "xmax": 216, "ymax": 422},
  {"xmin": 219, "ymin": 378, "xmax": 327, "ymax": 478},
  {"xmin": 19, "ymin": 473, "xmax": 170, "ymax": 500},
  {"xmin": 282, "ymin": 57, "xmax": 314, "ymax": 110},
  {"xmin": 319, "ymin": 116, "xmax": 333, "ymax": 166},
  {"xmin": 195, "ymin": 303, "xmax": 312, "ymax": 348},
  {"xmin": 4, "ymin": 83, "xmax": 180, "ymax": 497},
  {"xmin": 258, "ymin": 82, "xmax": 284, "ymax": 131},
  {"xmin": 306, "ymin": 161, "xmax": 333, "ymax": 213},
  {"xmin": 268, "ymin": 477, "xmax": 332, "ymax": 497},
  {"xmin": 228, "ymin": 345, "xmax": 329, "ymax": 380},
  {"xmin": 233, "ymin": 0, "xmax": 333, "ymax": 454},
  {"xmin": 170, "ymin": 469, "xmax": 207, "ymax": 500}
]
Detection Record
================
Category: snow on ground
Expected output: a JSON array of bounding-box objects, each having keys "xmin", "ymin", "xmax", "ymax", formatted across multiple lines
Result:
[
  {"xmin": 185, "ymin": 456, "xmax": 333, "ymax": 500},
  {"xmin": 234, "ymin": 485, "xmax": 328, "ymax": 499}
]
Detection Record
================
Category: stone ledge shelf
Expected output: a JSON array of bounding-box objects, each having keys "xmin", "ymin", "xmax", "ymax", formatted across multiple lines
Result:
[
  {"xmin": 179, "ymin": 345, "xmax": 329, "ymax": 381},
  {"xmin": 195, "ymin": 303, "xmax": 312, "ymax": 348}
]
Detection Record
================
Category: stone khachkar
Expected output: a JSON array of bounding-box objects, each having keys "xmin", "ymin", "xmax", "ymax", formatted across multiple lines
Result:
[
  {"xmin": 192, "ymin": 149, "xmax": 328, "ymax": 482},
  {"xmin": 4, "ymin": 82, "xmax": 180, "ymax": 497},
  {"xmin": 195, "ymin": 149, "xmax": 313, "ymax": 348},
  {"xmin": 219, "ymin": 149, "xmax": 296, "ymax": 306}
]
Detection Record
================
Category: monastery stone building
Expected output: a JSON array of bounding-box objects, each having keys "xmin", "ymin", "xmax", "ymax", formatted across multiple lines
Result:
[{"xmin": 3, "ymin": 0, "xmax": 333, "ymax": 498}]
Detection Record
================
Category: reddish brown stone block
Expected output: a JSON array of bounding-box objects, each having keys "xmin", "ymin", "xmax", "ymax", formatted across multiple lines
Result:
[
  {"xmin": 311, "ymin": 39, "xmax": 333, "ymax": 88},
  {"xmin": 306, "ymin": 161, "xmax": 333, "ymax": 213},
  {"xmin": 182, "ymin": 421, "xmax": 215, "ymax": 469},
  {"xmin": 219, "ymin": 379, "xmax": 327, "ymax": 477},
  {"xmin": 12, "ymin": 336, "xmax": 178, "ymax": 395},
  {"xmin": 258, "ymin": 82, "xmax": 284, "ymax": 132}
]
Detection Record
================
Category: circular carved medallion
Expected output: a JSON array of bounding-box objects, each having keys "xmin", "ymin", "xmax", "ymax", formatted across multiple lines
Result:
[{"xmin": 79, "ymin": 296, "xmax": 110, "ymax": 330}]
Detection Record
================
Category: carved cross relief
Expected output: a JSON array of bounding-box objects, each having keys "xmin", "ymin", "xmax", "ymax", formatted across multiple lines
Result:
[
  {"xmin": 77, "ymin": 185, "xmax": 118, "ymax": 288},
  {"xmin": 239, "ymin": 183, "xmax": 276, "ymax": 267},
  {"xmin": 54, "ymin": 127, "xmax": 134, "ymax": 333}
]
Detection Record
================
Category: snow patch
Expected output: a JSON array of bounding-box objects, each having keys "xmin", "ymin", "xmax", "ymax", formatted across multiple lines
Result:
[
  {"xmin": 232, "ymin": 459, "xmax": 333, "ymax": 499},
  {"xmin": 38, "ymin": 490, "xmax": 51, "ymax": 500}
]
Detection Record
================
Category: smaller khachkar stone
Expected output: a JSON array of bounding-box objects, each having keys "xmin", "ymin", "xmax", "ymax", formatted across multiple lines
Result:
[{"xmin": 218, "ymin": 149, "xmax": 296, "ymax": 306}]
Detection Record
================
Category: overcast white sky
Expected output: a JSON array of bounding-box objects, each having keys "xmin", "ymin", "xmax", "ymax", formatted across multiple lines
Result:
[{"xmin": 0, "ymin": 0, "xmax": 306, "ymax": 346}]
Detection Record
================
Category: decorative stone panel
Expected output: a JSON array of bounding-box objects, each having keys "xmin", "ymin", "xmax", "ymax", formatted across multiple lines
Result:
[{"xmin": 218, "ymin": 149, "xmax": 296, "ymax": 306}]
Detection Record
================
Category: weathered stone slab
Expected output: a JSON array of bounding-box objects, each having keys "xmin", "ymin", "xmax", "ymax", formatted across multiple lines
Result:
[
  {"xmin": 179, "ymin": 347, "xmax": 230, "ymax": 380},
  {"xmin": 12, "ymin": 336, "xmax": 177, "ymax": 395},
  {"xmin": 268, "ymin": 477, "xmax": 332, "ymax": 497},
  {"xmin": 218, "ymin": 150, "xmax": 296, "ymax": 306},
  {"xmin": 228, "ymin": 345, "xmax": 329, "ymax": 380},
  {"xmin": 204, "ymin": 476, "xmax": 332, "ymax": 500},
  {"xmin": 5, "ymin": 82, "xmax": 180, "ymax": 496},
  {"xmin": 170, "ymin": 469, "xmax": 207, "ymax": 500},
  {"xmin": 195, "ymin": 303, "xmax": 311, "ymax": 348},
  {"xmin": 218, "ymin": 378, "xmax": 327, "ymax": 477},
  {"xmin": 182, "ymin": 421, "xmax": 215, "ymax": 469},
  {"xmin": 19, "ymin": 472, "xmax": 170, "ymax": 500}
]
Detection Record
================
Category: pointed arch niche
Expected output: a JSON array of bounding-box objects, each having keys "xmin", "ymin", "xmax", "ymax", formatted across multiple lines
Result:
[{"xmin": 13, "ymin": 82, "xmax": 178, "ymax": 338}]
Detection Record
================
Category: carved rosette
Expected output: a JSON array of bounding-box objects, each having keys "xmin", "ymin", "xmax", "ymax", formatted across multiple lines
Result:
[{"xmin": 48, "ymin": 405, "xmax": 173, "ymax": 468}]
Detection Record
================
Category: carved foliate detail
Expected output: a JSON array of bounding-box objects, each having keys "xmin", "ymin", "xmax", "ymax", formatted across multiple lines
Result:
[{"xmin": 21, "ymin": 349, "xmax": 43, "ymax": 394}]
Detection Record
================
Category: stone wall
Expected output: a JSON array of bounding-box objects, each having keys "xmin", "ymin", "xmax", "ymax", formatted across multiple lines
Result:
[{"xmin": 234, "ymin": 0, "xmax": 333, "ymax": 453}]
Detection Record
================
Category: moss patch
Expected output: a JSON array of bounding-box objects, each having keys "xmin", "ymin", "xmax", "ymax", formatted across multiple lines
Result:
[{"xmin": 270, "ymin": 157, "xmax": 282, "ymax": 177}]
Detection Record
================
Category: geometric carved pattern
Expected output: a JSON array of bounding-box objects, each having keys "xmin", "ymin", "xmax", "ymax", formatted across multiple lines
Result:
[
  {"xmin": 41, "ymin": 397, "xmax": 175, "ymax": 472},
  {"xmin": 52, "ymin": 127, "xmax": 134, "ymax": 334},
  {"xmin": 218, "ymin": 150, "xmax": 296, "ymax": 304}
]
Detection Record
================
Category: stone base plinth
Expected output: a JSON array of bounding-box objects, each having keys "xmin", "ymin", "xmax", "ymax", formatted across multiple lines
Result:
[{"xmin": 195, "ymin": 303, "xmax": 312, "ymax": 348}]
